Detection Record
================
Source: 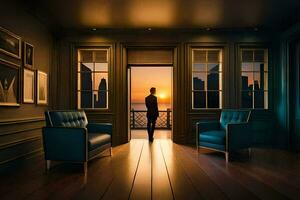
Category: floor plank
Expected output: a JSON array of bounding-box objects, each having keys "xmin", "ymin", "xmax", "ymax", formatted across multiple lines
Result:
[
  {"xmin": 129, "ymin": 140, "xmax": 151, "ymax": 200},
  {"xmin": 159, "ymin": 140, "xmax": 202, "ymax": 200},
  {"xmin": 101, "ymin": 140, "xmax": 144, "ymax": 200},
  {"xmin": 151, "ymin": 140, "xmax": 174, "ymax": 200}
]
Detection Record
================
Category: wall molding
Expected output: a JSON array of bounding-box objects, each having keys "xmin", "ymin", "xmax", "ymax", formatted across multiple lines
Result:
[
  {"xmin": 0, "ymin": 117, "xmax": 44, "ymax": 125},
  {"xmin": 0, "ymin": 135, "xmax": 41, "ymax": 150}
]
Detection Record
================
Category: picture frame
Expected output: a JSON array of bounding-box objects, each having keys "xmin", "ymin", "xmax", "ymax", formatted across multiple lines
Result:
[
  {"xmin": 37, "ymin": 70, "xmax": 48, "ymax": 105},
  {"xmin": 0, "ymin": 58, "xmax": 20, "ymax": 106},
  {"xmin": 24, "ymin": 42, "xmax": 34, "ymax": 68},
  {"xmin": 0, "ymin": 26, "xmax": 21, "ymax": 59},
  {"xmin": 23, "ymin": 68, "xmax": 35, "ymax": 103}
]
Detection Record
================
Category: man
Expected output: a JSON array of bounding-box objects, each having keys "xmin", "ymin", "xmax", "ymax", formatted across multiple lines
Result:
[{"xmin": 145, "ymin": 87, "xmax": 159, "ymax": 142}]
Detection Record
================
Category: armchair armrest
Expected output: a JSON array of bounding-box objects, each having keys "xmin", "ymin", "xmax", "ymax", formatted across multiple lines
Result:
[
  {"xmin": 42, "ymin": 127, "xmax": 88, "ymax": 162},
  {"xmin": 226, "ymin": 122, "xmax": 252, "ymax": 152},
  {"xmin": 87, "ymin": 123, "xmax": 112, "ymax": 134},
  {"xmin": 196, "ymin": 121, "xmax": 220, "ymax": 147}
]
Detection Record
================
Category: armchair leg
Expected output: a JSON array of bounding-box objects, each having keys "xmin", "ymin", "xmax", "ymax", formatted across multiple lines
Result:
[
  {"xmin": 225, "ymin": 152, "xmax": 229, "ymax": 163},
  {"xmin": 110, "ymin": 147, "xmax": 113, "ymax": 156},
  {"xmin": 83, "ymin": 162, "xmax": 88, "ymax": 175},
  {"xmin": 46, "ymin": 160, "xmax": 51, "ymax": 172}
]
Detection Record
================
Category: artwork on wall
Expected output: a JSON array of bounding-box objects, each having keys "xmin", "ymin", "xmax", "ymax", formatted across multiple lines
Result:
[
  {"xmin": 24, "ymin": 42, "xmax": 34, "ymax": 68},
  {"xmin": 23, "ymin": 68, "xmax": 35, "ymax": 103},
  {"xmin": 0, "ymin": 59, "xmax": 20, "ymax": 106},
  {"xmin": 37, "ymin": 70, "xmax": 48, "ymax": 105},
  {"xmin": 0, "ymin": 26, "xmax": 21, "ymax": 59}
]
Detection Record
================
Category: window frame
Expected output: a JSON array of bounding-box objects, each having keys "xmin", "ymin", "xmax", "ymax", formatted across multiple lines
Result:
[
  {"xmin": 77, "ymin": 48, "xmax": 111, "ymax": 110},
  {"xmin": 239, "ymin": 47, "xmax": 269, "ymax": 110},
  {"xmin": 191, "ymin": 48, "xmax": 223, "ymax": 110}
]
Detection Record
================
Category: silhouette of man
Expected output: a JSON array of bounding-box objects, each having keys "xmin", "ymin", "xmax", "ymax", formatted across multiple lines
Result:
[{"xmin": 145, "ymin": 87, "xmax": 159, "ymax": 142}]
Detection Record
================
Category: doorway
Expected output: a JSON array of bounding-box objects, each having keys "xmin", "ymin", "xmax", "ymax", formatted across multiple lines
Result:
[{"xmin": 128, "ymin": 66, "xmax": 173, "ymax": 140}]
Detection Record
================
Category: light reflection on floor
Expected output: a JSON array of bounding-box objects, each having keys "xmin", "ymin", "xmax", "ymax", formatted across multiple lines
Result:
[{"xmin": 131, "ymin": 129, "xmax": 171, "ymax": 140}]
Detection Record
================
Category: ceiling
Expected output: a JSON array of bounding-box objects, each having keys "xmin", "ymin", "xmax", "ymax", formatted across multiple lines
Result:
[{"xmin": 24, "ymin": 0, "xmax": 300, "ymax": 30}]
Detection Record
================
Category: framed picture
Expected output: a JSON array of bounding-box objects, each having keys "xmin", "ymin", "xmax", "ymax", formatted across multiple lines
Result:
[
  {"xmin": 0, "ymin": 59, "xmax": 20, "ymax": 106},
  {"xmin": 24, "ymin": 42, "xmax": 34, "ymax": 68},
  {"xmin": 0, "ymin": 27, "xmax": 21, "ymax": 59},
  {"xmin": 37, "ymin": 70, "xmax": 48, "ymax": 105},
  {"xmin": 23, "ymin": 68, "xmax": 35, "ymax": 103}
]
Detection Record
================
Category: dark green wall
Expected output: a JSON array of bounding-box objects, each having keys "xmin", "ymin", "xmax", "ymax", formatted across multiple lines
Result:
[{"xmin": 0, "ymin": 0, "xmax": 53, "ymax": 171}]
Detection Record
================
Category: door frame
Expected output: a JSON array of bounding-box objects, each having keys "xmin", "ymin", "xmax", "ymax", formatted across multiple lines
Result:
[{"xmin": 120, "ymin": 43, "xmax": 180, "ymax": 142}]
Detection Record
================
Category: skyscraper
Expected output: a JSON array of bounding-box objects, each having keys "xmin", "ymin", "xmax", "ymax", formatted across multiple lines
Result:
[
  {"xmin": 81, "ymin": 64, "xmax": 92, "ymax": 108},
  {"xmin": 94, "ymin": 78, "xmax": 107, "ymax": 108}
]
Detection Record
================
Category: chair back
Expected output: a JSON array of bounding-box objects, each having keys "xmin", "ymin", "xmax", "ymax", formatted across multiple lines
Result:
[
  {"xmin": 45, "ymin": 110, "xmax": 88, "ymax": 128},
  {"xmin": 220, "ymin": 110, "xmax": 251, "ymax": 130}
]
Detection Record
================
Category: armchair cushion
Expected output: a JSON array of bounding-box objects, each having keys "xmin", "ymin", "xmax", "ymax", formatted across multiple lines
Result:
[
  {"xmin": 88, "ymin": 133, "xmax": 111, "ymax": 151},
  {"xmin": 199, "ymin": 130, "xmax": 226, "ymax": 145}
]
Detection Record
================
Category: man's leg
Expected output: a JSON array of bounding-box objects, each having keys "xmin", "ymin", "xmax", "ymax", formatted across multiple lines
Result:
[
  {"xmin": 150, "ymin": 119, "xmax": 156, "ymax": 141},
  {"xmin": 147, "ymin": 118, "xmax": 152, "ymax": 140}
]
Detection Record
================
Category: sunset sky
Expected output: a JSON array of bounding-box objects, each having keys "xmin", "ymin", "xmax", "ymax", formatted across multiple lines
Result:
[{"xmin": 131, "ymin": 67, "xmax": 172, "ymax": 104}]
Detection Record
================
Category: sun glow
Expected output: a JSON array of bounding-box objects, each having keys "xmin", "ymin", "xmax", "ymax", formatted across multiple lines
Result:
[{"xmin": 158, "ymin": 92, "xmax": 167, "ymax": 100}]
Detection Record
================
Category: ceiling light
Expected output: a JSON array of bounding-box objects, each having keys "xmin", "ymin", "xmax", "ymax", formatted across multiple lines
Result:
[
  {"xmin": 92, "ymin": 28, "xmax": 97, "ymax": 31},
  {"xmin": 147, "ymin": 27, "xmax": 152, "ymax": 31}
]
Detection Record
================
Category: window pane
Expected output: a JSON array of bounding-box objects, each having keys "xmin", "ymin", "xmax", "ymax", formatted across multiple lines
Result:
[
  {"xmin": 95, "ymin": 63, "xmax": 108, "ymax": 71},
  {"xmin": 194, "ymin": 50, "xmax": 206, "ymax": 63},
  {"xmin": 208, "ymin": 63, "xmax": 219, "ymax": 72},
  {"xmin": 254, "ymin": 50, "xmax": 265, "ymax": 62},
  {"xmin": 94, "ymin": 50, "xmax": 107, "ymax": 63},
  {"xmin": 241, "ymin": 63, "xmax": 253, "ymax": 71},
  {"xmin": 254, "ymin": 90, "xmax": 264, "ymax": 108},
  {"xmin": 193, "ymin": 73, "xmax": 206, "ymax": 90},
  {"xmin": 207, "ymin": 50, "xmax": 219, "ymax": 62},
  {"xmin": 241, "ymin": 91, "xmax": 253, "ymax": 108},
  {"xmin": 193, "ymin": 91, "xmax": 206, "ymax": 108},
  {"xmin": 254, "ymin": 62, "xmax": 266, "ymax": 72},
  {"xmin": 94, "ymin": 73, "xmax": 108, "ymax": 91},
  {"xmin": 93, "ymin": 91, "xmax": 107, "ymax": 108},
  {"xmin": 242, "ymin": 50, "xmax": 253, "ymax": 62},
  {"xmin": 80, "ymin": 63, "xmax": 93, "ymax": 72},
  {"xmin": 193, "ymin": 63, "xmax": 206, "ymax": 71},
  {"xmin": 79, "ymin": 50, "xmax": 93, "ymax": 62},
  {"xmin": 207, "ymin": 72, "xmax": 219, "ymax": 90},
  {"xmin": 80, "ymin": 72, "xmax": 92, "ymax": 90},
  {"xmin": 207, "ymin": 91, "xmax": 219, "ymax": 108},
  {"xmin": 80, "ymin": 91, "xmax": 93, "ymax": 108},
  {"xmin": 241, "ymin": 72, "xmax": 253, "ymax": 90}
]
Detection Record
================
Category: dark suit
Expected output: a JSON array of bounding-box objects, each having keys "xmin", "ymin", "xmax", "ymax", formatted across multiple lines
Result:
[{"xmin": 145, "ymin": 94, "xmax": 159, "ymax": 140}]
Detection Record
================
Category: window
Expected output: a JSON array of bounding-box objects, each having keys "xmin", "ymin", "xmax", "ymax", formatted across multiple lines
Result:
[
  {"xmin": 77, "ymin": 49, "xmax": 109, "ymax": 109},
  {"xmin": 240, "ymin": 48, "xmax": 268, "ymax": 109},
  {"xmin": 192, "ymin": 49, "xmax": 222, "ymax": 109}
]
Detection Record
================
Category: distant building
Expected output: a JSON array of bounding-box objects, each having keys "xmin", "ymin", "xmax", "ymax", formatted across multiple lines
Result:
[
  {"xmin": 193, "ymin": 77, "xmax": 205, "ymax": 108},
  {"xmin": 94, "ymin": 78, "xmax": 107, "ymax": 108},
  {"xmin": 80, "ymin": 64, "xmax": 92, "ymax": 108}
]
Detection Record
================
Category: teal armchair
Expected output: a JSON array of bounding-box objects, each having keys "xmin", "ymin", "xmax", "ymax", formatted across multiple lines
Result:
[
  {"xmin": 196, "ymin": 110, "xmax": 252, "ymax": 162},
  {"xmin": 43, "ymin": 110, "xmax": 112, "ymax": 173}
]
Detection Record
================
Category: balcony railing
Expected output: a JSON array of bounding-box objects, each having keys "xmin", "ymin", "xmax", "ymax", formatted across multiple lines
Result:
[{"xmin": 130, "ymin": 109, "xmax": 172, "ymax": 129}]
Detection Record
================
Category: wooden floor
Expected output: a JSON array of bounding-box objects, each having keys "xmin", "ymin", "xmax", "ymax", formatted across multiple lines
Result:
[{"xmin": 1, "ymin": 139, "xmax": 300, "ymax": 200}]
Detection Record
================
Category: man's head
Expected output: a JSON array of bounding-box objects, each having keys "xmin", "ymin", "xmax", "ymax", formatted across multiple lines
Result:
[{"xmin": 150, "ymin": 87, "xmax": 156, "ymax": 95}]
